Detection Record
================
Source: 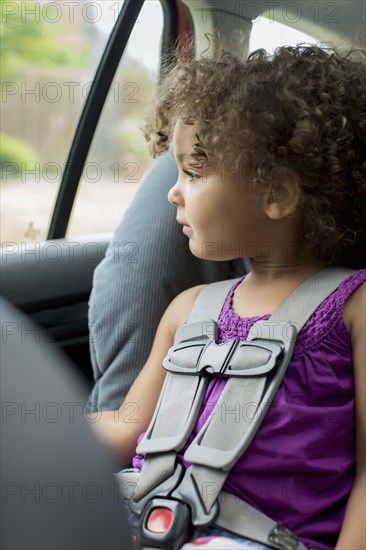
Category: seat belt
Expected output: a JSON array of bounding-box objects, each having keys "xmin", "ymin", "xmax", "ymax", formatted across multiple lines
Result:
[{"xmin": 117, "ymin": 267, "xmax": 354, "ymax": 550}]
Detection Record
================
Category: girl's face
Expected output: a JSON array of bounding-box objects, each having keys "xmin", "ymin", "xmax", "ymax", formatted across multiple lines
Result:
[{"xmin": 168, "ymin": 119, "xmax": 278, "ymax": 261}]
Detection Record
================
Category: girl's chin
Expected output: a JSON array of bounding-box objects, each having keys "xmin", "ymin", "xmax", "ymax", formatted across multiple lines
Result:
[
  {"xmin": 190, "ymin": 240, "xmax": 243, "ymax": 262},
  {"xmin": 189, "ymin": 240, "xmax": 219, "ymax": 262}
]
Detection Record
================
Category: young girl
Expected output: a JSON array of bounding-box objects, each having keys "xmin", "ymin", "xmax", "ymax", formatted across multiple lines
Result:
[{"xmin": 91, "ymin": 44, "xmax": 366, "ymax": 550}]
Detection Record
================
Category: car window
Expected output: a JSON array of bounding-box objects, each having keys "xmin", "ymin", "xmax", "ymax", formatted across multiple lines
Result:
[
  {"xmin": 248, "ymin": 2, "xmax": 364, "ymax": 53},
  {"xmin": 67, "ymin": 1, "xmax": 163, "ymax": 238},
  {"xmin": 250, "ymin": 17, "xmax": 322, "ymax": 53},
  {"xmin": 0, "ymin": 0, "xmax": 163, "ymax": 246}
]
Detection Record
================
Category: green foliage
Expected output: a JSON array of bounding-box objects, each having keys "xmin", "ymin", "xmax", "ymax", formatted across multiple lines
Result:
[
  {"xmin": 116, "ymin": 120, "xmax": 151, "ymax": 161},
  {"xmin": 0, "ymin": 1, "xmax": 92, "ymax": 77},
  {"xmin": 0, "ymin": 133, "xmax": 40, "ymax": 177}
]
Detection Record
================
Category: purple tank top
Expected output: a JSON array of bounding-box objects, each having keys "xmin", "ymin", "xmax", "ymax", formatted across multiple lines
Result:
[{"xmin": 133, "ymin": 269, "xmax": 366, "ymax": 550}]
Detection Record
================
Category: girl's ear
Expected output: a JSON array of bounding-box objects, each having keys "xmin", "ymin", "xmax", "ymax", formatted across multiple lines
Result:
[{"xmin": 264, "ymin": 169, "xmax": 302, "ymax": 220}]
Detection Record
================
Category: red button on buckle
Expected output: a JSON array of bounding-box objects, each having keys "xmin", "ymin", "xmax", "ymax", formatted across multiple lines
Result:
[{"xmin": 147, "ymin": 507, "xmax": 173, "ymax": 533}]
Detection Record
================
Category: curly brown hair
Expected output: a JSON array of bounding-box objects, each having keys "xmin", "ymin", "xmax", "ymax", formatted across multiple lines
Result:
[{"xmin": 142, "ymin": 41, "xmax": 366, "ymax": 269}]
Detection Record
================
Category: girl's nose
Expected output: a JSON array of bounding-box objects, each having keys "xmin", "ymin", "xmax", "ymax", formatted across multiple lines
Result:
[{"xmin": 167, "ymin": 180, "xmax": 184, "ymax": 206}]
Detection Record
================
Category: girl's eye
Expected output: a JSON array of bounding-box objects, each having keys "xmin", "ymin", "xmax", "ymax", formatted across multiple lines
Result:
[{"xmin": 183, "ymin": 169, "xmax": 201, "ymax": 181}]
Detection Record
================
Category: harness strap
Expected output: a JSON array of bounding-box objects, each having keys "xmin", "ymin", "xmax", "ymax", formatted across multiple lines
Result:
[
  {"xmin": 176, "ymin": 267, "xmax": 354, "ymax": 514},
  {"xmin": 125, "ymin": 267, "xmax": 353, "ymax": 549},
  {"xmin": 189, "ymin": 278, "xmax": 242, "ymax": 322},
  {"xmin": 216, "ymin": 491, "xmax": 308, "ymax": 550},
  {"xmin": 134, "ymin": 279, "xmax": 236, "ymax": 501}
]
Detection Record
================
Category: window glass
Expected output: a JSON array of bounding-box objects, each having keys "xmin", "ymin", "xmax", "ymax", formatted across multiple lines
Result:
[
  {"xmin": 1, "ymin": 0, "xmax": 119, "ymax": 246},
  {"xmin": 250, "ymin": 16, "xmax": 322, "ymax": 54},
  {"xmin": 66, "ymin": 1, "xmax": 163, "ymax": 237},
  {"xmin": 0, "ymin": 0, "xmax": 162, "ymax": 246}
]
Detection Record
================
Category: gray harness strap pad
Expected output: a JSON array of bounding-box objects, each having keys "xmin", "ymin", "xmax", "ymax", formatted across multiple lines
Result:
[
  {"xmin": 176, "ymin": 267, "xmax": 354, "ymax": 515},
  {"xmin": 216, "ymin": 491, "xmax": 307, "ymax": 550},
  {"xmin": 135, "ymin": 279, "xmax": 236, "ymax": 501},
  {"xmin": 126, "ymin": 267, "xmax": 353, "ymax": 548}
]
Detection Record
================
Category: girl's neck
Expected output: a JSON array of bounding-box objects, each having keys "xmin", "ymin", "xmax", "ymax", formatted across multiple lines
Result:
[
  {"xmin": 245, "ymin": 254, "xmax": 326, "ymax": 287},
  {"xmin": 232, "ymin": 257, "xmax": 327, "ymax": 319},
  {"xmin": 243, "ymin": 240, "xmax": 325, "ymax": 285}
]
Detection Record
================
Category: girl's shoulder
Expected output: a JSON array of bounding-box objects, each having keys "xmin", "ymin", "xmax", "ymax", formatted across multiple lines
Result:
[
  {"xmin": 174, "ymin": 283, "xmax": 207, "ymax": 306},
  {"xmin": 342, "ymin": 269, "xmax": 366, "ymax": 334},
  {"xmin": 297, "ymin": 268, "xmax": 366, "ymax": 351}
]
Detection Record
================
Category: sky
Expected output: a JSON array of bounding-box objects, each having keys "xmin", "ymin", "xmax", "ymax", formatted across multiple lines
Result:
[{"xmin": 95, "ymin": 1, "xmax": 163, "ymax": 75}]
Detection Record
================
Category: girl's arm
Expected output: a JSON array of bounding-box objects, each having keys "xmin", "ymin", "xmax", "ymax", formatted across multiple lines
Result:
[
  {"xmin": 88, "ymin": 284, "xmax": 205, "ymax": 464},
  {"xmin": 335, "ymin": 282, "xmax": 366, "ymax": 550}
]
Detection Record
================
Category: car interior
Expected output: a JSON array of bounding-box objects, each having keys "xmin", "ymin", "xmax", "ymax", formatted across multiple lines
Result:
[
  {"xmin": 1, "ymin": 0, "xmax": 365, "ymax": 548},
  {"xmin": 2, "ymin": 0, "xmax": 365, "ymax": 386}
]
